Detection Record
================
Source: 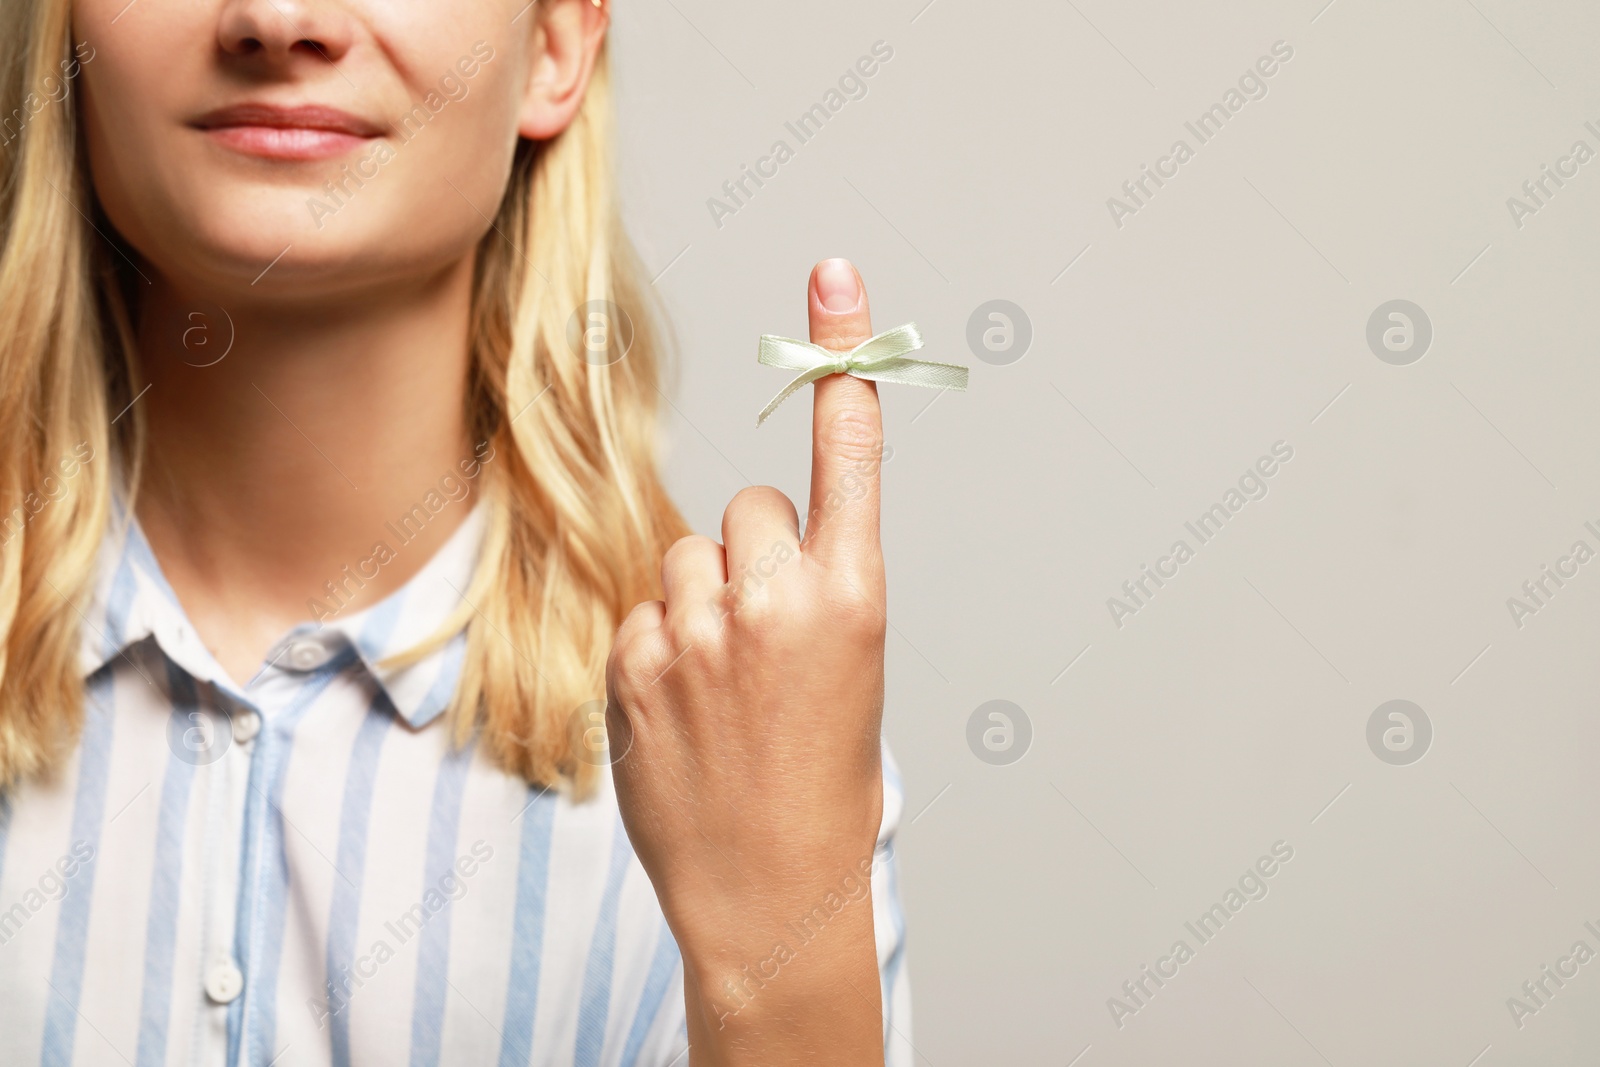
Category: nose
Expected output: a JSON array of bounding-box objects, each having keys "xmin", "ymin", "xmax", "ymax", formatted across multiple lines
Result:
[{"xmin": 217, "ymin": 0, "xmax": 355, "ymax": 64}]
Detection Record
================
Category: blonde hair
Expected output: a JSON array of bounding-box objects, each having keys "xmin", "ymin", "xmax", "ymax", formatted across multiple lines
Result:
[{"xmin": 0, "ymin": 1, "xmax": 686, "ymax": 796}]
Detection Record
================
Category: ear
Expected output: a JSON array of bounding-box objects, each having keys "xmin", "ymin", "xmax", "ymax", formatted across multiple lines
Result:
[{"xmin": 517, "ymin": 0, "xmax": 609, "ymax": 141}]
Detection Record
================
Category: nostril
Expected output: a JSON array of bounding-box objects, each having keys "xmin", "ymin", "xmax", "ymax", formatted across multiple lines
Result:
[{"xmin": 217, "ymin": 4, "xmax": 355, "ymax": 63}]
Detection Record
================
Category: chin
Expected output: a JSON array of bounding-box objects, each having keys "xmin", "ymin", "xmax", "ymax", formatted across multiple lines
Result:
[{"xmin": 113, "ymin": 182, "xmax": 449, "ymax": 302}]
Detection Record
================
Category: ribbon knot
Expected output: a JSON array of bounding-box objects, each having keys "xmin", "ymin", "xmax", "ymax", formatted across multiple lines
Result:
[{"xmin": 755, "ymin": 322, "xmax": 970, "ymax": 426}]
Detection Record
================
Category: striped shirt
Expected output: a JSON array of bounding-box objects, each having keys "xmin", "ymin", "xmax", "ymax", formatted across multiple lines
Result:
[{"xmin": 0, "ymin": 503, "xmax": 911, "ymax": 1066}]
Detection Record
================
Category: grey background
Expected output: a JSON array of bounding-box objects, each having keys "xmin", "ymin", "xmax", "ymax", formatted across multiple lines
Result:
[{"xmin": 612, "ymin": 1, "xmax": 1600, "ymax": 1063}]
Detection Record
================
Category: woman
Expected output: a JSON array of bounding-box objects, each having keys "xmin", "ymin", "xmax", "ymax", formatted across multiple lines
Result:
[{"xmin": 0, "ymin": 0, "xmax": 910, "ymax": 1064}]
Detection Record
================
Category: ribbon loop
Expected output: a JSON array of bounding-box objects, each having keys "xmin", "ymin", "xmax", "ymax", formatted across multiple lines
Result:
[{"xmin": 755, "ymin": 322, "xmax": 969, "ymax": 426}]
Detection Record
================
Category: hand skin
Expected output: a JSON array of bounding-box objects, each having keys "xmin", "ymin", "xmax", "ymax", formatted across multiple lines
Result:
[{"xmin": 606, "ymin": 258, "xmax": 891, "ymax": 1066}]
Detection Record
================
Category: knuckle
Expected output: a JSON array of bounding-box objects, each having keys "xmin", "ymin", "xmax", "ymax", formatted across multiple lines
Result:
[
  {"xmin": 608, "ymin": 641, "xmax": 646, "ymax": 690},
  {"xmin": 818, "ymin": 408, "xmax": 884, "ymax": 463},
  {"xmin": 727, "ymin": 549, "xmax": 793, "ymax": 605},
  {"xmin": 619, "ymin": 599, "xmax": 663, "ymax": 636},
  {"xmin": 668, "ymin": 611, "xmax": 725, "ymax": 659},
  {"xmin": 828, "ymin": 572, "xmax": 886, "ymax": 633},
  {"xmin": 610, "ymin": 604, "xmax": 666, "ymax": 683},
  {"xmin": 663, "ymin": 533, "xmax": 716, "ymax": 566},
  {"xmin": 608, "ymin": 647, "xmax": 645, "ymax": 697},
  {"xmin": 727, "ymin": 581, "xmax": 782, "ymax": 631},
  {"xmin": 726, "ymin": 484, "xmax": 792, "ymax": 520},
  {"xmin": 847, "ymin": 609, "xmax": 888, "ymax": 645}
]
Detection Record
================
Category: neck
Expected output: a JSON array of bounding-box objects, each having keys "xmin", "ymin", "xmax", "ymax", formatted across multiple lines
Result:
[{"xmin": 132, "ymin": 256, "xmax": 483, "ymax": 683}]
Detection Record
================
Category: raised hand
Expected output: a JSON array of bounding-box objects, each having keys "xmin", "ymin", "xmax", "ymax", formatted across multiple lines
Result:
[{"xmin": 606, "ymin": 258, "xmax": 890, "ymax": 1066}]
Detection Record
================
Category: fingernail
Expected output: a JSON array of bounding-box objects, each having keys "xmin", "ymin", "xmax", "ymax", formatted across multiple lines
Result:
[{"xmin": 816, "ymin": 258, "xmax": 860, "ymax": 313}]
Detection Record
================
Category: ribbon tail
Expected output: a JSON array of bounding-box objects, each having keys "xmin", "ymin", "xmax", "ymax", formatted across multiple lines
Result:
[
  {"xmin": 849, "ymin": 360, "xmax": 970, "ymax": 392},
  {"xmin": 756, "ymin": 365, "xmax": 835, "ymax": 427}
]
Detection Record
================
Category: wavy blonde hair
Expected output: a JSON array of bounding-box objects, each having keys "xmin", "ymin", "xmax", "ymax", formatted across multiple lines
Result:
[{"xmin": 0, "ymin": 1, "xmax": 686, "ymax": 795}]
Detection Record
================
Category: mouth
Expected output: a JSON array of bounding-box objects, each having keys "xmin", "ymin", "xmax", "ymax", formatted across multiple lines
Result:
[{"xmin": 191, "ymin": 103, "xmax": 386, "ymax": 162}]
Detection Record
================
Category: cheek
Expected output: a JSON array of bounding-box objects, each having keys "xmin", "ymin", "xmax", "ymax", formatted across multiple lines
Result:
[
  {"xmin": 76, "ymin": 6, "xmax": 206, "ymax": 250},
  {"xmin": 332, "ymin": 74, "xmax": 521, "ymax": 263},
  {"xmin": 412, "ymin": 69, "xmax": 521, "ymax": 186}
]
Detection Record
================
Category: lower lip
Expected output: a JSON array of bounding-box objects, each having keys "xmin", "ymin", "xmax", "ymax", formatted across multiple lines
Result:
[{"xmin": 202, "ymin": 125, "xmax": 374, "ymax": 161}]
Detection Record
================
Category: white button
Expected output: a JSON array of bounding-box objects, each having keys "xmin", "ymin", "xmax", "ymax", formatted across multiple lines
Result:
[
  {"xmin": 287, "ymin": 640, "xmax": 325, "ymax": 670},
  {"xmin": 231, "ymin": 711, "xmax": 261, "ymax": 744},
  {"xmin": 205, "ymin": 960, "xmax": 244, "ymax": 1004}
]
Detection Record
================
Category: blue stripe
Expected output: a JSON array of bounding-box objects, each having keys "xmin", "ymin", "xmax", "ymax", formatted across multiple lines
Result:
[
  {"xmin": 879, "ymin": 741, "xmax": 906, "ymax": 1043},
  {"xmin": 496, "ymin": 790, "xmax": 558, "ymax": 1067},
  {"xmin": 324, "ymin": 694, "xmax": 395, "ymax": 1067},
  {"xmin": 40, "ymin": 673, "xmax": 116, "ymax": 1067},
  {"xmin": 619, "ymin": 918, "xmax": 680, "ymax": 1067},
  {"xmin": 881, "ymin": 839, "xmax": 906, "ymax": 1038},
  {"xmin": 85, "ymin": 516, "xmax": 143, "ymax": 672},
  {"xmin": 406, "ymin": 740, "xmax": 476, "ymax": 1067},
  {"xmin": 100, "ymin": 542, "xmax": 140, "ymax": 661},
  {"xmin": 133, "ymin": 666, "xmax": 203, "ymax": 1067},
  {"xmin": 403, "ymin": 632, "xmax": 468, "ymax": 729},
  {"xmin": 228, "ymin": 649, "xmax": 356, "ymax": 1067},
  {"xmin": 574, "ymin": 819, "xmax": 633, "ymax": 1067},
  {"xmin": 351, "ymin": 588, "xmax": 407, "ymax": 664}
]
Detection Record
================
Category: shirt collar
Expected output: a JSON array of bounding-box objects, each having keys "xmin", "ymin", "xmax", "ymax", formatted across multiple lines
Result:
[{"xmin": 80, "ymin": 498, "xmax": 488, "ymax": 729}]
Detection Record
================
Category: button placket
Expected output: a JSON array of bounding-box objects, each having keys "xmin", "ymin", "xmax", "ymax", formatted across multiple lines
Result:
[
  {"xmin": 228, "ymin": 678, "xmax": 301, "ymax": 1050},
  {"xmin": 194, "ymin": 684, "xmax": 252, "ymax": 1061}
]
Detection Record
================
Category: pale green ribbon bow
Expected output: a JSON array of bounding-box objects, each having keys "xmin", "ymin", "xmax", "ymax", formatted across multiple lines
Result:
[{"xmin": 755, "ymin": 322, "xmax": 970, "ymax": 426}]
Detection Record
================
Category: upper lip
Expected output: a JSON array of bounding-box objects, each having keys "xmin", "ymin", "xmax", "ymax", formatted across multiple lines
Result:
[{"xmin": 191, "ymin": 102, "xmax": 385, "ymax": 137}]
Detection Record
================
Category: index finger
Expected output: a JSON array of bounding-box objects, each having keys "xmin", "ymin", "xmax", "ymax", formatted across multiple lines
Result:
[{"xmin": 804, "ymin": 258, "xmax": 884, "ymax": 567}]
